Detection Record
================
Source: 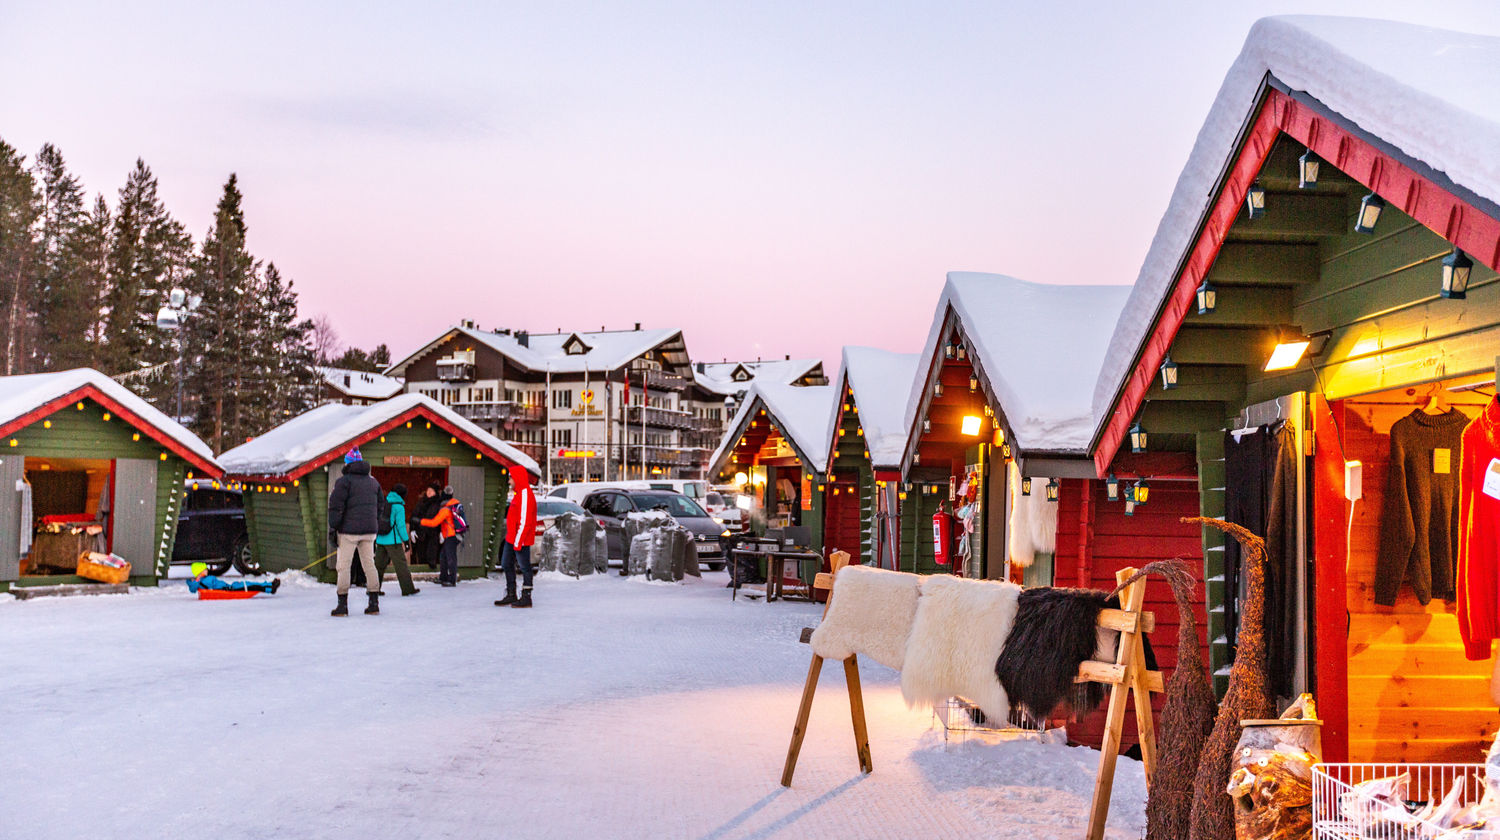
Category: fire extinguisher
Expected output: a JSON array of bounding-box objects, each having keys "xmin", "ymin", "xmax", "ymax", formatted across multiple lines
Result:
[{"xmin": 932, "ymin": 502, "xmax": 953, "ymax": 566}]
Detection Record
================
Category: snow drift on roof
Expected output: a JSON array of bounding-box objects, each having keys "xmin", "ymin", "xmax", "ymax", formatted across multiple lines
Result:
[
  {"xmin": 1092, "ymin": 15, "xmax": 1500, "ymax": 427},
  {"xmin": 219, "ymin": 394, "xmax": 540, "ymax": 478},
  {"xmin": 0, "ymin": 368, "xmax": 218, "ymax": 464},
  {"xmin": 709, "ymin": 381, "xmax": 838, "ymax": 476},
  {"xmin": 694, "ymin": 359, "xmax": 823, "ymax": 396},
  {"xmin": 398, "ymin": 325, "xmax": 685, "ymax": 376},
  {"xmin": 906, "ymin": 273, "xmax": 1131, "ymax": 455},
  {"xmin": 319, "ymin": 367, "xmax": 404, "ymax": 400},
  {"xmin": 831, "ymin": 347, "xmax": 919, "ymax": 470}
]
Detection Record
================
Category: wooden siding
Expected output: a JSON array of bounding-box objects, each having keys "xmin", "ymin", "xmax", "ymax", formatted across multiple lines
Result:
[
  {"xmin": 1338, "ymin": 399, "xmax": 1495, "ymax": 763},
  {"xmin": 1056, "ymin": 477, "xmax": 1207, "ymax": 750},
  {"xmin": 828, "ymin": 398, "xmax": 875, "ymax": 565},
  {"xmin": 902, "ymin": 487, "xmax": 944, "ymax": 574},
  {"xmin": 246, "ymin": 484, "xmax": 312, "ymax": 573}
]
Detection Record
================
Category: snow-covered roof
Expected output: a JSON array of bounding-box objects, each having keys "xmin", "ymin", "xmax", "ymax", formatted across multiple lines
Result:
[
  {"xmin": 708, "ymin": 381, "xmax": 838, "ymax": 477},
  {"xmin": 906, "ymin": 273, "xmax": 1131, "ymax": 456},
  {"xmin": 219, "ymin": 393, "xmax": 540, "ymax": 479},
  {"xmin": 319, "ymin": 367, "xmax": 404, "ymax": 400},
  {"xmin": 693, "ymin": 358, "xmax": 823, "ymax": 396},
  {"xmin": 389, "ymin": 325, "xmax": 688, "ymax": 377},
  {"xmin": 830, "ymin": 347, "xmax": 919, "ymax": 471},
  {"xmin": 0, "ymin": 368, "xmax": 219, "ymax": 470},
  {"xmin": 1092, "ymin": 15, "xmax": 1500, "ymax": 429}
]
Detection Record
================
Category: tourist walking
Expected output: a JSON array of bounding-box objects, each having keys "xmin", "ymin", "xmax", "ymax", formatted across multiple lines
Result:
[
  {"xmin": 328, "ymin": 448, "xmax": 383, "ymax": 616},
  {"xmin": 375, "ymin": 483, "xmax": 420, "ymax": 596},
  {"xmin": 420, "ymin": 486, "xmax": 465, "ymax": 586},
  {"xmin": 496, "ymin": 465, "xmax": 538, "ymax": 608}
]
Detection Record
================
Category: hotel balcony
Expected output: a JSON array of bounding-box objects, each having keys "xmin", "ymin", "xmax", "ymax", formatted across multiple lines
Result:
[{"xmin": 452, "ymin": 401, "xmax": 546, "ymax": 424}]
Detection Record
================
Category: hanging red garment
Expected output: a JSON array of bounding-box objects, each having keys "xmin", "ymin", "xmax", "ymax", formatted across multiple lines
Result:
[{"xmin": 1456, "ymin": 396, "xmax": 1500, "ymax": 660}]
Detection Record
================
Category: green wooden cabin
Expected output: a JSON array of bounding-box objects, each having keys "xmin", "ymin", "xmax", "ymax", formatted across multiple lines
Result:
[
  {"xmin": 219, "ymin": 394, "xmax": 540, "ymax": 580},
  {"xmin": 0, "ymin": 369, "xmax": 223, "ymax": 591}
]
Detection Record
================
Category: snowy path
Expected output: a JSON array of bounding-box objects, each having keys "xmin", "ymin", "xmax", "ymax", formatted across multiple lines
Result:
[{"xmin": 0, "ymin": 572, "xmax": 1146, "ymax": 839}]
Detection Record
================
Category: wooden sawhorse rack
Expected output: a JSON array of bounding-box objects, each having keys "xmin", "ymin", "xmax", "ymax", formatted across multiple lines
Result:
[{"xmin": 781, "ymin": 564, "xmax": 1161, "ymax": 840}]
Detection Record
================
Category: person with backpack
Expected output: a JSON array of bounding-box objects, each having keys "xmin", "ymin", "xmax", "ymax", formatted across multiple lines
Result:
[
  {"xmin": 328, "ymin": 448, "xmax": 383, "ymax": 616},
  {"xmin": 495, "ymin": 464, "xmax": 538, "ymax": 609},
  {"xmin": 420, "ymin": 484, "xmax": 467, "ymax": 587},
  {"xmin": 375, "ymin": 483, "xmax": 419, "ymax": 597}
]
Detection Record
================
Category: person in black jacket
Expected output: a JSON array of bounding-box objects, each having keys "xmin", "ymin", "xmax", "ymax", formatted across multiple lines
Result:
[
  {"xmin": 328, "ymin": 448, "xmax": 383, "ymax": 617},
  {"xmin": 412, "ymin": 483, "xmax": 444, "ymax": 570}
]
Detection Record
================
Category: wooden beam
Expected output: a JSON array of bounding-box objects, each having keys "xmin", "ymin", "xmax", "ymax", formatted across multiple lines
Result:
[
  {"xmin": 1207, "ymin": 242, "xmax": 1320, "ymax": 286},
  {"xmin": 1105, "ymin": 450, "xmax": 1200, "ymax": 479},
  {"xmin": 1137, "ymin": 400, "xmax": 1232, "ymax": 435},
  {"xmin": 1168, "ymin": 326, "xmax": 1270, "ymax": 366},
  {"xmin": 1184, "ymin": 285, "xmax": 1292, "ymax": 327},
  {"xmin": 1229, "ymin": 192, "xmax": 1347, "ymax": 239}
]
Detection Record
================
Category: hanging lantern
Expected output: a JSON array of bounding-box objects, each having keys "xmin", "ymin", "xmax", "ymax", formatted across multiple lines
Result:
[
  {"xmin": 1159, "ymin": 355, "xmax": 1179, "ymax": 390},
  {"xmin": 943, "ymin": 341, "xmax": 956, "ymax": 360},
  {"xmin": 1021, "ymin": 476, "xmax": 1032, "ymax": 496},
  {"xmin": 992, "ymin": 428, "xmax": 1004, "ymax": 447},
  {"xmin": 968, "ymin": 373, "xmax": 978, "ymax": 392},
  {"xmin": 1354, "ymin": 192, "xmax": 1385, "ymax": 234},
  {"xmin": 1001, "ymin": 442, "xmax": 1012, "ymax": 461},
  {"xmin": 1196, "ymin": 279, "xmax": 1217, "ymax": 315},
  {"xmin": 1105, "ymin": 472, "xmax": 1119, "ymax": 501},
  {"xmin": 1441, "ymin": 247, "xmax": 1473, "ymax": 300},
  {"xmin": 1129, "ymin": 421, "xmax": 1147, "ymax": 454},
  {"xmin": 1134, "ymin": 478, "xmax": 1150, "ymax": 505},
  {"xmin": 1124, "ymin": 496, "xmax": 1136, "ymax": 516},
  {"xmin": 922, "ymin": 419, "xmax": 931, "ymax": 434},
  {"xmin": 1245, "ymin": 182, "xmax": 1266, "ymax": 219},
  {"xmin": 933, "ymin": 380, "xmax": 944, "ymax": 398},
  {"xmin": 1045, "ymin": 478, "xmax": 1060, "ymax": 502},
  {"xmin": 956, "ymin": 343, "xmax": 967, "ymax": 361},
  {"xmin": 1298, "ymin": 149, "xmax": 1320, "ymax": 188}
]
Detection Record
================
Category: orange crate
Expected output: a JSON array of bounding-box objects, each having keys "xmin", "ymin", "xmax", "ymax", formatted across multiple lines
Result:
[{"xmin": 76, "ymin": 553, "xmax": 131, "ymax": 584}]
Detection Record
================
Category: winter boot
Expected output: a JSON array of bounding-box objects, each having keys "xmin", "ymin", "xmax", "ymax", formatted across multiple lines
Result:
[
  {"xmin": 331, "ymin": 594, "xmax": 348, "ymax": 617},
  {"xmin": 365, "ymin": 592, "xmax": 380, "ymax": 615},
  {"xmin": 270, "ymin": 578, "xmax": 282, "ymax": 594},
  {"xmin": 511, "ymin": 588, "xmax": 533, "ymax": 609},
  {"xmin": 494, "ymin": 589, "xmax": 518, "ymax": 607}
]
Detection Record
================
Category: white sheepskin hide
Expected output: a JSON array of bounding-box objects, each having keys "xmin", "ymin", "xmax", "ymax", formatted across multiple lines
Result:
[
  {"xmin": 809, "ymin": 565, "xmax": 922, "ymax": 672},
  {"xmin": 1028, "ymin": 481, "xmax": 1059, "ymax": 555},
  {"xmin": 900, "ymin": 575, "xmax": 1022, "ymax": 722},
  {"xmin": 1008, "ymin": 462, "xmax": 1035, "ymax": 568}
]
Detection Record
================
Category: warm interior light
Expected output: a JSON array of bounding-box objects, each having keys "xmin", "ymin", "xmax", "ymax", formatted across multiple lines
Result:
[
  {"xmin": 733, "ymin": 471, "xmax": 748, "ymax": 486},
  {"xmin": 960, "ymin": 415, "xmax": 982, "ymax": 436},
  {"xmin": 1045, "ymin": 479, "xmax": 1060, "ymax": 502},
  {"xmin": 1265, "ymin": 337, "xmax": 1312, "ymax": 371},
  {"xmin": 752, "ymin": 473, "xmax": 766, "ymax": 486}
]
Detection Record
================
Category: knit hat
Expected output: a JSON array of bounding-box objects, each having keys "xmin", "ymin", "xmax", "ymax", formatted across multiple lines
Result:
[
  {"xmin": 344, "ymin": 448, "xmax": 363, "ymax": 464},
  {"xmin": 443, "ymin": 485, "xmax": 455, "ymax": 496},
  {"xmin": 393, "ymin": 483, "xmax": 408, "ymax": 498}
]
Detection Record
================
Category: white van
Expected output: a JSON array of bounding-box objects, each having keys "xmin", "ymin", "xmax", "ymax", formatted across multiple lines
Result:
[
  {"xmin": 546, "ymin": 480, "xmax": 652, "ymax": 504},
  {"xmin": 640, "ymin": 479, "xmax": 708, "ymax": 502}
]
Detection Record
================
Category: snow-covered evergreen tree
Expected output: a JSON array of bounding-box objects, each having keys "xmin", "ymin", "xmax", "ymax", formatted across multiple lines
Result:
[
  {"xmin": 32, "ymin": 144, "xmax": 93, "ymax": 370},
  {"xmin": 102, "ymin": 159, "xmax": 192, "ymax": 378},
  {"xmin": 183, "ymin": 174, "xmax": 257, "ymax": 450}
]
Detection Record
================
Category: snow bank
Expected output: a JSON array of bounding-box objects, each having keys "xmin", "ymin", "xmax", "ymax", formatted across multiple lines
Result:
[
  {"xmin": 1093, "ymin": 16, "xmax": 1500, "ymax": 426},
  {"xmin": 831, "ymin": 347, "xmax": 920, "ymax": 470},
  {"xmin": 218, "ymin": 393, "xmax": 539, "ymax": 477},
  {"xmin": 905, "ymin": 274, "xmax": 1130, "ymax": 455}
]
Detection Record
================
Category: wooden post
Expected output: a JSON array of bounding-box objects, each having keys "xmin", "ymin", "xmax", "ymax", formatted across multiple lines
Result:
[
  {"xmin": 1083, "ymin": 566, "xmax": 1157, "ymax": 840},
  {"xmin": 844, "ymin": 655, "xmax": 873, "ymax": 774},
  {"xmin": 781, "ymin": 654, "xmax": 824, "ymax": 787}
]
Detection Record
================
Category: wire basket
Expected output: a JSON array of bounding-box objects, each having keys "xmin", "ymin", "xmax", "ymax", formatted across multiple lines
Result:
[
  {"xmin": 934, "ymin": 698, "xmax": 1055, "ymax": 744},
  {"xmin": 1312, "ymin": 763, "xmax": 1487, "ymax": 840}
]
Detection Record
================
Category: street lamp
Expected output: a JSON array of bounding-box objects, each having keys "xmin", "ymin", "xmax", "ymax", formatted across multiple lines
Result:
[{"xmin": 155, "ymin": 287, "xmax": 200, "ymax": 423}]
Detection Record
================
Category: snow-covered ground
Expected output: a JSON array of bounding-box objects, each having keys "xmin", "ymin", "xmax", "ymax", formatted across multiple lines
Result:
[{"xmin": 0, "ymin": 571, "xmax": 1145, "ymax": 839}]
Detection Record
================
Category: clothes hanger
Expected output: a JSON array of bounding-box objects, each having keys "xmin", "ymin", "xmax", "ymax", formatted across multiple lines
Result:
[{"xmin": 1420, "ymin": 382, "xmax": 1449, "ymax": 415}]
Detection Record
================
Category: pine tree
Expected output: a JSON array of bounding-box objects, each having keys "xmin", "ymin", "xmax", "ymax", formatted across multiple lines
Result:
[
  {"xmin": 32, "ymin": 144, "xmax": 91, "ymax": 370},
  {"xmin": 75, "ymin": 196, "xmax": 113, "ymax": 365},
  {"xmin": 260, "ymin": 262, "xmax": 318, "ymax": 424},
  {"xmin": 0, "ymin": 138, "xmax": 41, "ymax": 374},
  {"xmin": 101, "ymin": 159, "xmax": 192, "ymax": 377},
  {"xmin": 183, "ymin": 174, "xmax": 256, "ymax": 450}
]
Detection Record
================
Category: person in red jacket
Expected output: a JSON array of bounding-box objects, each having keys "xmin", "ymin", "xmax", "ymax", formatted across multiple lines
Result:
[
  {"xmin": 1458, "ymin": 396, "xmax": 1500, "ymax": 660},
  {"xmin": 496, "ymin": 464, "xmax": 539, "ymax": 608}
]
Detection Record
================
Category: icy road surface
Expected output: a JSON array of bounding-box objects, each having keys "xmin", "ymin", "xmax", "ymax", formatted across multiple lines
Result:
[{"xmin": 0, "ymin": 571, "xmax": 1145, "ymax": 839}]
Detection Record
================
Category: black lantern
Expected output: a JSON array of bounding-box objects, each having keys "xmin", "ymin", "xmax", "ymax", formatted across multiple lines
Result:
[
  {"xmin": 933, "ymin": 380, "xmax": 944, "ymax": 398},
  {"xmin": 922, "ymin": 418, "xmax": 931, "ymax": 433},
  {"xmin": 1001, "ymin": 442, "xmax": 1012, "ymax": 461},
  {"xmin": 1159, "ymin": 355, "xmax": 1179, "ymax": 390},
  {"xmin": 1441, "ymin": 247, "xmax": 1473, "ymax": 300},
  {"xmin": 1354, "ymin": 192, "xmax": 1385, "ymax": 234},
  {"xmin": 1134, "ymin": 478, "xmax": 1150, "ymax": 505},
  {"xmin": 1298, "ymin": 149, "xmax": 1320, "ymax": 188},
  {"xmin": 1196, "ymin": 279, "xmax": 1217, "ymax": 315},
  {"xmin": 969, "ymin": 373, "xmax": 978, "ymax": 392},
  {"xmin": 943, "ymin": 341, "xmax": 956, "ymax": 360},
  {"xmin": 1105, "ymin": 472, "xmax": 1119, "ymax": 501},
  {"xmin": 1124, "ymin": 496, "xmax": 1136, "ymax": 516},
  {"xmin": 1245, "ymin": 182, "xmax": 1266, "ymax": 219},
  {"xmin": 1129, "ymin": 421, "xmax": 1147, "ymax": 454},
  {"xmin": 1045, "ymin": 478, "xmax": 1059, "ymax": 502},
  {"xmin": 1021, "ymin": 476, "xmax": 1031, "ymax": 496}
]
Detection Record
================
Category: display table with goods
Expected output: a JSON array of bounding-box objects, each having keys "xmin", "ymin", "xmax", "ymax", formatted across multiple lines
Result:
[
  {"xmin": 25, "ymin": 522, "xmax": 106, "ymax": 574},
  {"xmin": 1312, "ymin": 746, "xmax": 1500, "ymax": 840}
]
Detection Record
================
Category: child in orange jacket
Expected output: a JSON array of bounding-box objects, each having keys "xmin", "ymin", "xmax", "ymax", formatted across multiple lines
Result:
[{"xmin": 420, "ymin": 490, "xmax": 464, "ymax": 586}]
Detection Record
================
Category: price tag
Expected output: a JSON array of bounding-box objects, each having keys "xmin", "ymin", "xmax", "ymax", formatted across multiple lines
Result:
[
  {"xmin": 1484, "ymin": 458, "xmax": 1500, "ymax": 501},
  {"xmin": 1434, "ymin": 448, "xmax": 1451, "ymax": 475}
]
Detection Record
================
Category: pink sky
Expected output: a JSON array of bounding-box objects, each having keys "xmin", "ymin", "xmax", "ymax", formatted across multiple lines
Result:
[{"xmin": 5, "ymin": 1, "xmax": 1500, "ymax": 371}]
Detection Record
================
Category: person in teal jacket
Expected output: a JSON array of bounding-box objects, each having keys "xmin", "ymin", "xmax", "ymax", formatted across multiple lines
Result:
[
  {"xmin": 375, "ymin": 484, "xmax": 420, "ymax": 596},
  {"xmin": 186, "ymin": 562, "xmax": 280, "ymax": 594}
]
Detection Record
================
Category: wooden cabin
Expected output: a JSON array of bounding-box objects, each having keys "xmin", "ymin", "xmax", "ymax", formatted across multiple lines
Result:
[
  {"xmin": 1087, "ymin": 17, "xmax": 1500, "ymax": 762},
  {"xmin": 0, "ymin": 369, "xmax": 222, "ymax": 590},
  {"xmin": 219, "ymin": 394, "xmax": 540, "ymax": 580}
]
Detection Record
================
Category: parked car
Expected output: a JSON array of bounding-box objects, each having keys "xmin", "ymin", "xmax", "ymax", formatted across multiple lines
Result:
[
  {"xmin": 547, "ymin": 480, "xmax": 652, "ymax": 505},
  {"xmin": 536, "ymin": 497, "xmax": 588, "ymax": 532},
  {"xmin": 580, "ymin": 489, "xmax": 728, "ymax": 571},
  {"xmin": 703, "ymin": 490, "xmax": 745, "ymax": 532},
  {"xmin": 171, "ymin": 479, "xmax": 260, "ymax": 576},
  {"xmin": 642, "ymin": 479, "xmax": 708, "ymax": 502}
]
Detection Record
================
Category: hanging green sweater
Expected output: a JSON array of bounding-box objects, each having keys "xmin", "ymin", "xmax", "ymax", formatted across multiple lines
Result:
[{"xmin": 1375, "ymin": 408, "xmax": 1469, "ymax": 606}]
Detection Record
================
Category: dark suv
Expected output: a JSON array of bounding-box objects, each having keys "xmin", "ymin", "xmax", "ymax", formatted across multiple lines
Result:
[
  {"xmin": 580, "ymin": 489, "xmax": 728, "ymax": 571},
  {"xmin": 171, "ymin": 479, "xmax": 260, "ymax": 575}
]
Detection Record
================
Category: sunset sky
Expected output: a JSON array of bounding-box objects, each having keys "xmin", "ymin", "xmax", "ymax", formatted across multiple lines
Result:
[{"xmin": 6, "ymin": 1, "xmax": 1500, "ymax": 371}]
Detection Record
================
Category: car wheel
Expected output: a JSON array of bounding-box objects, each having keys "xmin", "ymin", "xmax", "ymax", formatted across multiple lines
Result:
[
  {"xmin": 706, "ymin": 562, "xmax": 726, "ymax": 572},
  {"xmin": 230, "ymin": 537, "xmax": 262, "ymax": 576},
  {"xmin": 205, "ymin": 557, "xmax": 233, "ymax": 576}
]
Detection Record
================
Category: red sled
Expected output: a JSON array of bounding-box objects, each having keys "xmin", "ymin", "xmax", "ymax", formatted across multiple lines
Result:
[{"xmin": 197, "ymin": 589, "xmax": 261, "ymax": 600}]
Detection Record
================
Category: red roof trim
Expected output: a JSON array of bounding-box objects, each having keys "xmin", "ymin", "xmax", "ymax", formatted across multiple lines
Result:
[
  {"xmin": 0, "ymin": 385, "xmax": 223, "ymax": 476},
  {"xmin": 1095, "ymin": 88, "xmax": 1500, "ymax": 476},
  {"xmin": 224, "ymin": 404, "xmax": 533, "ymax": 483}
]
